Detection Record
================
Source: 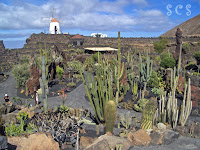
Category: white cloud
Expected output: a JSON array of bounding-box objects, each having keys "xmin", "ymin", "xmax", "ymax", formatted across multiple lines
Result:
[
  {"xmin": 0, "ymin": 0, "xmax": 173, "ymax": 35},
  {"xmin": 132, "ymin": 0, "xmax": 148, "ymax": 7}
]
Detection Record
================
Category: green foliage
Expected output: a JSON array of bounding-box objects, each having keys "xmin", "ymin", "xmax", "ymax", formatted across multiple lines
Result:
[
  {"xmin": 147, "ymin": 70, "xmax": 159, "ymax": 88},
  {"xmin": 140, "ymin": 98, "xmax": 157, "ymax": 130},
  {"xmin": 84, "ymin": 57, "xmax": 94, "ymax": 70},
  {"xmin": 183, "ymin": 43, "xmax": 190, "ymax": 51},
  {"xmin": 67, "ymin": 61, "xmax": 82, "ymax": 73},
  {"xmin": 160, "ymin": 51, "xmax": 173, "ymax": 60},
  {"xmin": 133, "ymin": 99, "xmax": 148, "ymax": 112},
  {"xmin": 194, "ymin": 51, "xmax": 200, "ymax": 61},
  {"xmin": 12, "ymin": 97, "xmax": 23, "ymax": 105},
  {"xmin": 26, "ymin": 123, "xmax": 37, "ymax": 134},
  {"xmin": 154, "ymin": 56, "xmax": 161, "ymax": 62},
  {"xmin": 5, "ymin": 112, "xmax": 29, "ymax": 137},
  {"xmin": 56, "ymin": 66, "xmax": 64, "ymax": 80},
  {"xmin": 118, "ymin": 111, "xmax": 132, "ymax": 130},
  {"xmin": 105, "ymin": 100, "xmax": 117, "ymax": 134},
  {"xmin": 67, "ymin": 81, "xmax": 76, "ymax": 87},
  {"xmin": 12, "ymin": 64, "xmax": 30, "ymax": 88},
  {"xmin": 154, "ymin": 38, "xmax": 168, "ymax": 53},
  {"xmin": 151, "ymin": 87, "xmax": 163, "ymax": 97},
  {"xmin": 92, "ymin": 52, "xmax": 101, "ymax": 62},
  {"xmin": 193, "ymin": 72, "xmax": 200, "ymax": 76},
  {"xmin": 19, "ymin": 58, "xmax": 29, "ymax": 64},
  {"xmin": 160, "ymin": 56, "xmax": 176, "ymax": 69},
  {"xmin": 139, "ymin": 51, "xmax": 153, "ymax": 84},
  {"xmin": 5, "ymin": 122, "xmax": 21, "ymax": 137}
]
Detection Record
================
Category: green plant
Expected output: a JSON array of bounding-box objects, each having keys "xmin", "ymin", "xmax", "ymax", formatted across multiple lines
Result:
[
  {"xmin": 183, "ymin": 43, "xmax": 190, "ymax": 51},
  {"xmin": 147, "ymin": 70, "xmax": 159, "ymax": 88},
  {"xmin": 160, "ymin": 57, "xmax": 176, "ymax": 69},
  {"xmin": 194, "ymin": 51, "xmax": 200, "ymax": 61},
  {"xmin": 12, "ymin": 64, "xmax": 30, "ymax": 88},
  {"xmin": 56, "ymin": 66, "xmax": 64, "ymax": 80},
  {"xmin": 151, "ymin": 87, "xmax": 163, "ymax": 97},
  {"xmin": 138, "ymin": 51, "xmax": 153, "ymax": 84},
  {"xmin": 140, "ymin": 98, "xmax": 157, "ymax": 130},
  {"xmin": 26, "ymin": 123, "xmax": 37, "ymax": 134},
  {"xmin": 118, "ymin": 111, "xmax": 132, "ymax": 130},
  {"xmin": 12, "ymin": 97, "xmax": 23, "ymax": 105},
  {"xmin": 133, "ymin": 99, "xmax": 148, "ymax": 112},
  {"xmin": 67, "ymin": 61, "xmax": 82, "ymax": 73},
  {"xmin": 160, "ymin": 51, "xmax": 173, "ymax": 60},
  {"xmin": 105, "ymin": 100, "xmax": 117, "ymax": 134},
  {"xmin": 154, "ymin": 38, "xmax": 168, "ymax": 53},
  {"xmin": 5, "ymin": 112, "xmax": 28, "ymax": 136},
  {"xmin": 67, "ymin": 81, "xmax": 76, "ymax": 87},
  {"xmin": 92, "ymin": 52, "xmax": 101, "ymax": 62},
  {"xmin": 39, "ymin": 55, "xmax": 49, "ymax": 114}
]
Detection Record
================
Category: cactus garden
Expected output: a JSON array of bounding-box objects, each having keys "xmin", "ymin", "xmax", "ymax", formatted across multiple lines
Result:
[{"xmin": 0, "ymin": 30, "xmax": 200, "ymax": 150}]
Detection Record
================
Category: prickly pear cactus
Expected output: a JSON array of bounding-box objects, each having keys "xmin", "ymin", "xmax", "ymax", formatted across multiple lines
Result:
[
  {"xmin": 105, "ymin": 100, "xmax": 117, "ymax": 135},
  {"xmin": 140, "ymin": 98, "xmax": 157, "ymax": 130}
]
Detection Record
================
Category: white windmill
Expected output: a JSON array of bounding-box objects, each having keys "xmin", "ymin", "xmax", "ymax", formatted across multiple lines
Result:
[{"xmin": 41, "ymin": 8, "xmax": 62, "ymax": 34}]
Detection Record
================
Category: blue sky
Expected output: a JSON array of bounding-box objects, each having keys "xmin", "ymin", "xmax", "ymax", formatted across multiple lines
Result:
[{"xmin": 0, "ymin": 0, "xmax": 200, "ymax": 48}]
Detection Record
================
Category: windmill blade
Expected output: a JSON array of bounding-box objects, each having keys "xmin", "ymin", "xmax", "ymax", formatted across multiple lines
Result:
[{"xmin": 41, "ymin": 17, "xmax": 51, "ymax": 23}]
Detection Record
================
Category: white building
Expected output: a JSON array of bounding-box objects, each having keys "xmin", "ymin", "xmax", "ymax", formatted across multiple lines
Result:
[
  {"xmin": 91, "ymin": 33, "xmax": 107, "ymax": 38},
  {"xmin": 49, "ymin": 18, "xmax": 61, "ymax": 34}
]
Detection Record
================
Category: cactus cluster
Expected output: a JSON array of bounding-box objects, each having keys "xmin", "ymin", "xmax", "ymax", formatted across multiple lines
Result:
[
  {"xmin": 140, "ymin": 98, "xmax": 157, "ymax": 130},
  {"xmin": 156, "ymin": 45, "xmax": 192, "ymax": 129},
  {"xmin": 80, "ymin": 31, "xmax": 126, "ymax": 124}
]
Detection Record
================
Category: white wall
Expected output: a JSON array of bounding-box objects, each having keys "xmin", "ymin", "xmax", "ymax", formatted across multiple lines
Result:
[{"xmin": 49, "ymin": 22, "xmax": 61, "ymax": 34}]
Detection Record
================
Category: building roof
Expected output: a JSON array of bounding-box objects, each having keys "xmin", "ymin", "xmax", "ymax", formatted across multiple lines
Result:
[
  {"xmin": 51, "ymin": 18, "xmax": 59, "ymax": 23},
  {"xmin": 84, "ymin": 47, "xmax": 118, "ymax": 51},
  {"xmin": 72, "ymin": 34, "xmax": 84, "ymax": 39}
]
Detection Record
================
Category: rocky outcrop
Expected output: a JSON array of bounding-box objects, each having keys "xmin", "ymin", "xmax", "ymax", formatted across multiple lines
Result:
[
  {"xmin": 127, "ymin": 129, "xmax": 151, "ymax": 146},
  {"xmin": 8, "ymin": 132, "xmax": 59, "ymax": 150}
]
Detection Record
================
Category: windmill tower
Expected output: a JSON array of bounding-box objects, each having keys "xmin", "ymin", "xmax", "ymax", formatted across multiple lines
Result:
[
  {"xmin": 41, "ymin": 8, "xmax": 62, "ymax": 34},
  {"xmin": 49, "ymin": 18, "xmax": 61, "ymax": 34}
]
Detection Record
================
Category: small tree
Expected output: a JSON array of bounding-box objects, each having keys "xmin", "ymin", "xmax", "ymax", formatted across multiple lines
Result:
[
  {"xmin": 154, "ymin": 38, "xmax": 168, "ymax": 53},
  {"xmin": 12, "ymin": 64, "xmax": 30, "ymax": 88},
  {"xmin": 56, "ymin": 66, "xmax": 64, "ymax": 80}
]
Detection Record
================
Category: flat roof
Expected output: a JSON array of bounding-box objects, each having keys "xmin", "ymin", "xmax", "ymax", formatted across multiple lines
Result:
[{"xmin": 84, "ymin": 47, "xmax": 118, "ymax": 51}]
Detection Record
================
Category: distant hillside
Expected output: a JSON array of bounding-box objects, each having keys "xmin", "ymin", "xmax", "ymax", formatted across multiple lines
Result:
[{"xmin": 161, "ymin": 14, "xmax": 200, "ymax": 37}]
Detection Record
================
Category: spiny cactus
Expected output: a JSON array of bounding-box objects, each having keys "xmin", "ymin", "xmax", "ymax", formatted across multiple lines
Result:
[
  {"xmin": 39, "ymin": 55, "xmax": 49, "ymax": 114},
  {"xmin": 139, "ymin": 51, "xmax": 153, "ymax": 84},
  {"xmin": 140, "ymin": 98, "xmax": 157, "ymax": 130},
  {"xmin": 105, "ymin": 100, "xmax": 117, "ymax": 134}
]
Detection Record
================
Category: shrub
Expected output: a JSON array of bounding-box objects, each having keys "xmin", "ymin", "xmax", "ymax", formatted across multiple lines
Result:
[
  {"xmin": 0, "ymin": 109, "xmax": 5, "ymax": 135},
  {"xmin": 67, "ymin": 61, "xmax": 82, "ymax": 73},
  {"xmin": 194, "ymin": 51, "xmax": 200, "ymax": 61},
  {"xmin": 160, "ymin": 51, "xmax": 173, "ymax": 60},
  {"xmin": 92, "ymin": 52, "xmax": 101, "ymax": 62},
  {"xmin": 147, "ymin": 70, "xmax": 159, "ymax": 88},
  {"xmin": 56, "ymin": 66, "xmax": 64, "ymax": 80},
  {"xmin": 154, "ymin": 38, "xmax": 168, "ymax": 53},
  {"xmin": 160, "ymin": 57, "xmax": 176, "ymax": 69},
  {"xmin": 67, "ymin": 82, "xmax": 76, "ymax": 87},
  {"xmin": 183, "ymin": 43, "xmax": 190, "ymax": 51},
  {"xmin": 12, "ymin": 64, "xmax": 30, "ymax": 88}
]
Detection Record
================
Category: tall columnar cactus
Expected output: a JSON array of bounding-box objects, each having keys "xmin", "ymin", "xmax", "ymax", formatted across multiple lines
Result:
[
  {"xmin": 138, "ymin": 51, "xmax": 153, "ymax": 84},
  {"xmin": 140, "ymin": 98, "xmax": 157, "ymax": 130},
  {"xmin": 179, "ymin": 78, "xmax": 192, "ymax": 126},
  {"xmin": 105, "ymin": 100, "xmax": 117, "ymax": 134},
  {"xmin": 116, "ymin": 31, "xmax": 125, "ymax": 104},
  {"xmin": 39, "ymin": 55, "xmax": 49, "ymax": 114}
]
